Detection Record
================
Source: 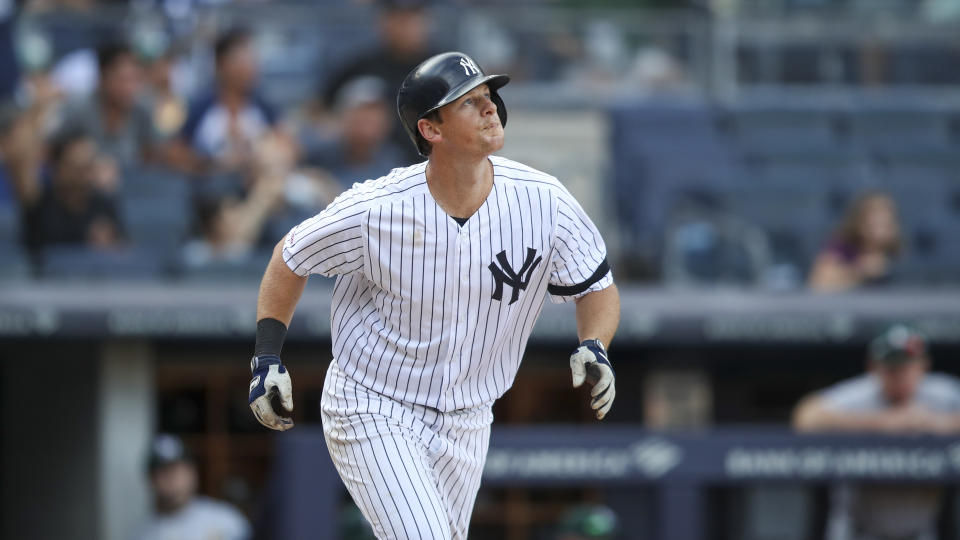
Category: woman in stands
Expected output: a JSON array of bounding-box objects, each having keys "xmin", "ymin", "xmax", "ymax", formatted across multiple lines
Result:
[{"xmin": 809, "ymin": 191, "xmax": 902, "ymax": 292}]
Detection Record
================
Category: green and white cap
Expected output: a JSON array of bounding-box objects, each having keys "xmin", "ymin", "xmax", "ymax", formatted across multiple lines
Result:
[{"xmin": 869, "ymin": 324, "xmax": 928, "ymax": 366}]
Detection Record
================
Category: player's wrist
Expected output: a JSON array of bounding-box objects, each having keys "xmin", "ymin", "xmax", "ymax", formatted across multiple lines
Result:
[
  {"xmin": 579, "ymin": 338, "xmax": 605, "ymax": 353},
  {"xmin": 250, "ymin": 354, "xmax": 282, "ymax": 373},
  {"xmin": 255, "ymin": 317, "xmax": 288, "ymax": 357}
]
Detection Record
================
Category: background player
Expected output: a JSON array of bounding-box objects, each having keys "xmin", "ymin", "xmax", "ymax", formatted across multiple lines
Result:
[
  {"xmin": 248, "ymin": 51, "xmax": 620, "ymax": 539},
  {"xmin": 793, "ymin": 325, "xmax": 960, "ymax": 540},
  {"xmin": 134, "ymin": 433, "xmax": 251, "ymax": 540}
]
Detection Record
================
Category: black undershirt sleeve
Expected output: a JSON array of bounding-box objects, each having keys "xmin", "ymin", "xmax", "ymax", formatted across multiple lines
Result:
[{"xmin": 255, "ymin": 318, "xmax": 288, "ymax": 356}]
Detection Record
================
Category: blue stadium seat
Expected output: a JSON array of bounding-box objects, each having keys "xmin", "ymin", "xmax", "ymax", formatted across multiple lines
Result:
[
  {"xmin": 896, "ymin": 232, "xmax": 960, "ymax": 285},
  {"xmin": 721, "ymin": 186, "xmax": 832, "ymax": 269},
  {"xmin": 0, "ymin": 244, "xmax": 32, "ymax": 281},
  {"xmin": 609, "ymin": 102, "xmax": 738, "ymax": 250},
  {"xmin": 880, "ymin": 182, "xmax": 960, "ymax": 284},
  {"xmin": 662, "ymin": 212, "xmax": 772, "ymax": 288},
  {"xmin": 122, "ymin": 167, "xmax": 190, "ymax": 200},
  {"xmin": 879, "ymin": 159, "xmax": 960, "ymax": 189},
  {"xmin": 728, "ymin": 103, "xmax": 846, "ymax": 157},
  {"xmin": 121, "ymin": 193, "xmax": 191, "ymax": 257},
  {"xmin": 889, "ymin": 46, "xmax": 960, "ymax": 86},
  {"xmin": 751, "ymin": 160, "xmax": 865, "ymax": 189},
  {"xmin": 885, "ymin": 184, "xmax": 955, "ymax": 224},
  {"xmin": 849, "ymin": 107, "xmax": 955, "ymax": 155},
  {"xmin": 0, "ymin": 200, "xmax": 19, "ymax": 246},
  {"xmin": 39, "ymin": 246, "xmax": 164, "ymax": 281},
  {"xmin": 178, "ymin": 249, "xmax": 273, "ymax": 283},
  {"xmin": 609, "ymin": 101, "xmax": 724, "ymax": 139},
  {"xmin": 607, "ymin": 98, "xmax": 960, "ymax": 285}
]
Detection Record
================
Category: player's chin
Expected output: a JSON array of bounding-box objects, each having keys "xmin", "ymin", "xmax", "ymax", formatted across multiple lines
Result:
[{"xmin": 480, "ymin": 131, "xmax": 505, "ymax": 153}]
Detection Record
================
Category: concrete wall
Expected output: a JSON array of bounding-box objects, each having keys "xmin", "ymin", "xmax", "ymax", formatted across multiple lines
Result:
[{"xmin": 99, "ymin": 342, "xmax": 154, "ymax": 540}]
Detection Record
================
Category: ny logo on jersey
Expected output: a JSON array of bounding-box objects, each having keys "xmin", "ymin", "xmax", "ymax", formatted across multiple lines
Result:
[
  {"xmin": 459, "ymin": 56, "xmax": 481, "ymax": 76},
  {"xmin": 488, "ymin": 248, "xmax": 542, "ymax": 305}
]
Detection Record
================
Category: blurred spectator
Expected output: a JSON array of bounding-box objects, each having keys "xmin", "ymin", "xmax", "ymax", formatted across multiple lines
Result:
[
  {"xmin": 140, "ymin": 45, "xmax": 188, "ymax": 140},
  {"xmin": 181, "ymin": 132, "xmax": 292, "ymax": 268},
  {"xmin": 625, "ymin": 46, "xmax": 690, "ymax": 93},
  {"xmin": 169, "ymin": 28, "xmax": 289, "ymax": 177},
  {"xmin": 61, "ymin": 42, "xmax": 160, "ymax": 171},
  {"xmin": 307, "ymin": 76, "xmax": 405, "ymax": 190},
  {"xmin": 922, "ymin": 0, "xmax": 960, "ymax": 21},
  {"xmin": 6, "ymin": 126, "xmax": 123, "ymax": 257},
  {"xmin": 793, "ymin": 325, "xmax": 960, "ymax": 540},
  {"xmin": 135, "ymin": 433, "xmax": 251, "ymax": 540},
  {"xmin": 23, "ymin": 0, "xmax": 96, "ymax": 13},
  {"xmin": 555, "ymin": 504, "xmax": 620, "ymax": 540},
  {"xmin": 322, "ymin": 0, "xmax": 433, "ymax": 164},
  {"xmin": 809, "ymin": 192, "xmax": 902, "ymax": 292}
]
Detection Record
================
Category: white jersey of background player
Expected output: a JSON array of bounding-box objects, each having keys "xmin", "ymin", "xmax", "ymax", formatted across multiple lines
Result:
[{"xmin": 248, "ymin": 52, "xmax": 621, "ymax": 539}]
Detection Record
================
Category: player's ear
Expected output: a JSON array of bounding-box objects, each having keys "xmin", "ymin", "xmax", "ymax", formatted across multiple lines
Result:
[{"xmin": 418, "ymin": 117, "xmax": 442, "ymax": 146}]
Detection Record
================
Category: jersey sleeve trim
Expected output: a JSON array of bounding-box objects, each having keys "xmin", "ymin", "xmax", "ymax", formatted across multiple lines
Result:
[{"xmin": 547, "ymin": 258, "xmax": 610, "ymax": 296}]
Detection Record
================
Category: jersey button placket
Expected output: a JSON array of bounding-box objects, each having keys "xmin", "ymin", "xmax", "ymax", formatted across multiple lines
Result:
[{"xmin": 446, "ymin": 226, "xmax": 471, "ymax": 408}]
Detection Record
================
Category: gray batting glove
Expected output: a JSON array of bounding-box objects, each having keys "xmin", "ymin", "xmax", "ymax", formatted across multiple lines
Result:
[
  {"xmin": 570, "ymin": 339, "xmax": 615, "ymax": 420},
  {"xmin": 249, "ymin": 355, "xmax": 294, "ymax": 431}
]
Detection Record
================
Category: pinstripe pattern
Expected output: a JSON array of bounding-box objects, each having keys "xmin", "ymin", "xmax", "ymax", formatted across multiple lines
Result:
[
  {"xmin": 283, "ymin": 156, "xmax": 612, "ymax": 411},
  {"xmin": 322, "ymin": 362, "xmax": 491, "ymax": 540},
  {"xmin": 285, "ymin": 155, "xmax": 612, "ymax": 538}
]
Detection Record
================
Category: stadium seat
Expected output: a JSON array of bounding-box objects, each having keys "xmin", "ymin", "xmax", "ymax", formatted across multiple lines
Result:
[
  {"xmin": 608, "ymin": 97, "xmax": 960, "ymax": 284},
  {"xmin": 0, "ymin": 200, "xmax": 19, "ymax": 246},
  {"xmin": 751, "ymin": 160, "xmax": 860, "ymax": 187},
  {"xmin": 849, "ymin": 107, "xmax": 955, "ymax": 156},
  {"xmin": 121, "ymin": 193, "xmax": 191, "ymax": 258},
  {"xmin": 888, "ymin": 46, "xmax": 960, "ymax": 86},
  {"xmin": 609, "ymin": 101, "xmax": 724, "ymax": 138},
  {"xmin": 728, "ymin": 103, "xmax": 845, "ymax": 157},
  {"xmin": 122, "ymin": 167, "xmax": 191, "ymax": 200},
  {"xmin": 39, "ymin": 246, "xmax": 165, "ymax": 281},
  {"xmin": 662, "ymin": 209, "xmax": 772, "ymax": 288},
  {"xmin": 721, "ymin": 185, "xmax": 831, "ymax": 262},
  {"xmin": 885, "ymin": 181, "xmax": 960, "ymax": 284},
  {"xmin": 609, "ymin": 102, "xmax": 740, "ymax": 269},
  {"xmin": 178, "ymin": 249, "xmax": 273, "ymax": 283},
  {"xmin": 879, "ymin": 159, "xmax": 960, "ymax": 189},
  {"xmin": 0, "ymin": 244, "xmax": 32, "ymax": 281}
]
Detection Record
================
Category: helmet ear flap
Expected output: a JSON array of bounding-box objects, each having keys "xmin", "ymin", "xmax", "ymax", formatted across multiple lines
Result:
[
  {"xmin": 491, "ymin": 90, "xmax": 507, "ymax": 128},
  {"xmin": 414, "ymin": 132, "xmax": 431, "ymax": 157}
]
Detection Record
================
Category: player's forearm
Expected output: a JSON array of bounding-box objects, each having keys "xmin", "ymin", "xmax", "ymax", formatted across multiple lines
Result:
[
  {"xmin": 230, "ymin": 179, "xmax": 282, "ymax": 247},
  {"xmin": 256, "ymin": 240, "xmax": 308, "ymax": 327},
  {"xmin": 574, "ymin": 284, "xmax": 620, "ymax": 347},
  {"xmin": 930, "ymin": 413, "xmax": 960, "ymax": 434},
  {"xmin": 6, "ymin": 119, "xmax": 44, "ymax": 205},
  {"xmin": 794, "ymin": 397, "xmax": 893, "ymax": 432}
]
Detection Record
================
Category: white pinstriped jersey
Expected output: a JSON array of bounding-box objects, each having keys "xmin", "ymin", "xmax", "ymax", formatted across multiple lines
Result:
[{"xmin": 283, "ymin": 155, "xmax": 613, "ymax": 411}]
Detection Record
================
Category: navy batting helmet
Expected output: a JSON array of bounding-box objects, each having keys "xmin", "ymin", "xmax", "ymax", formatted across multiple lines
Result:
[{"xmin": 397, "ymin": 51, "xmax": 509, "ymax": 157}]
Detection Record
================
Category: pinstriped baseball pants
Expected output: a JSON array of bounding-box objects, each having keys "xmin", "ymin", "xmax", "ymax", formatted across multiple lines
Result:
[{"xmin": 321, "ymin": 361, "xmax": 493, "ymax": 540}]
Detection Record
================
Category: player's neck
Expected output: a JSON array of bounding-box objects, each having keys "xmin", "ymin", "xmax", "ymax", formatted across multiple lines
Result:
[{"xmin": 425, "ymin": 153, "xmax": 494, "ymax": 219}]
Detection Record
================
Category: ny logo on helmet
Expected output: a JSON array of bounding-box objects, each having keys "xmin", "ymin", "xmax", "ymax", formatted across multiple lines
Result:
[{"xmin": 460, "ymin": 57, "xmax": 481, "ymax": 76}]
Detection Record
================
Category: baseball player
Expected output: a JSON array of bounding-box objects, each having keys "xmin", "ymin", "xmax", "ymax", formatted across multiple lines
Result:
[
  {"xmin": 134, "ymin": 434, "xmax": 251, "ymax": 540},
  {"xmin": 248, "ymin": 51, "xmax": 621, "ymax": 539},
  {"xmin": 794, "ymin": 325, "xmax": 960, "ymax": 540}
]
